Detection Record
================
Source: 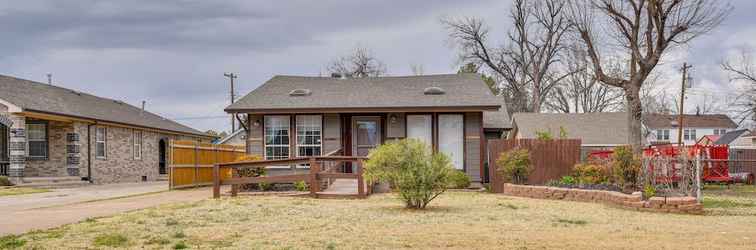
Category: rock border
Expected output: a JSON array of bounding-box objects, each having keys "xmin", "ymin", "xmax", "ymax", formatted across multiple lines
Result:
[{"xmin": 502, "ymin": 183, "xmax": 703, "ymax": 214}]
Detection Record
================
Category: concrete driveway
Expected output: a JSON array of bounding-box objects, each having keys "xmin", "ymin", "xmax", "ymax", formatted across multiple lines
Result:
[{"xmin": 0, "ymin": 182, "xmax": 214, "ymax": 236}]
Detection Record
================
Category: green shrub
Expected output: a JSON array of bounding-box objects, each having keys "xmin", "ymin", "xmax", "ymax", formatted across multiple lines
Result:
[
  {"xmin": 535, "ymin": 130, "xmax": 553, "ymax": 140},
  {"xmin": 448, "ymin": 170, "xmax": 471, "ymax": 189},
  {"xmin": 496, "ymin": 148, "xmax": 532, "ymax": 184},
  {"xmin": 0, "ymin": 176, "xmax": 13, "ymax": 186},
  {"xmin": 0, "ymin": 235, "xmax": 26, "ymax": 249},
  {"xmin": 364, "ymin": 139, "xmax": 455, "ymax": 209},
  {"xmin": 643, "ymin": 184, "xmax": 656, "ymax": 199},
  {"xmin": 559, "ymin": 126, "xmax": 568, "ymax": 139},
  {"xmin": 173, "ymin": 241, "xmax": 188, "ymax": 249},
  {"xmin": 235, "ymin": 155, "xmax": 266, "ymax": 190},
  {"xmin": 258, "ymin": 182, "xmax": 272, "ymax": 191},
  {"xmin": 294, "ymin": 180, "xmax": 309, "ymax": 192},
  {"xmin": 560, "ymin": 175, "xmax": 576, "ymax": 185},
  {"xmin": 93, "ymin": 233, "xmax": 128, "ymax": 247},
  {"xmin": 612, "ymin": 146, "xmax": 641, "ymax": 188},
  {"xmin": 572, "ymin": 164, "xmax": 608, "ymax": 185},
  {"xmin": 545, "ymin": 179, "xmax": 561, "ymax": 187}
]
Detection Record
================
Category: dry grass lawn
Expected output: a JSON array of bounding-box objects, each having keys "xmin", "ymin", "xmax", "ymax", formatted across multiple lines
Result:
[
  {"xmin": 0, "ymin": 187, "xmax": 49, "ymax": 197},
  {"xmin": 5, "ymin": 188, "xmax": 756, "ymax": 249}
]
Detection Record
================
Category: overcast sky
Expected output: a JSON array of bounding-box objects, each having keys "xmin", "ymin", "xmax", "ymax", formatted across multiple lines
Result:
[{"xmin": 1, "ymin": 0, "xmax": 754, "ymax": 133}]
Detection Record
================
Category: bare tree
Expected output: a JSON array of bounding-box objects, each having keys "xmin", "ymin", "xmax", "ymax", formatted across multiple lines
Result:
[
  {"xmin": 722, "ymin": 48, "xmax": 756, "ymax": 125},
  {"xmin": 567, "ymin": 0, "xmax": 730, "ymax": 152},
  {"xmin": 327, "ymin": 47, "xmax": 386, "ymax": 78},
  {"xmin": 545, "ymin": 44, "xmax": 624, "ymax": 113},
  {"xmin": 443, "ymin": 0, "xmax": 572, "ymax": 113}
]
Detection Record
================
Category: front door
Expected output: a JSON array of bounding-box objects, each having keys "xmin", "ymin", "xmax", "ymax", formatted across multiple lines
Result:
[
  {"xmin": 352, "ymin": 116, "xmax": 382, "ymax": 158},
  {"xmin": 0, "ymin": 123, "xmax": 8, "ymax": 176}
]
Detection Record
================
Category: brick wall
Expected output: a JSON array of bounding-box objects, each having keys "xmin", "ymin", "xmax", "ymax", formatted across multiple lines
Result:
[
  {"xmin": 25, "ymin": 120, "xmax": 72, "ymax": 177},
  {"xmin": 501, "ymin": 183, "xmax": 703, "ymax": 214}
]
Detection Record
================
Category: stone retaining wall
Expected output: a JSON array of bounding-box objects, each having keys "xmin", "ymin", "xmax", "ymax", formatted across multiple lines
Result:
[{"xmin": 502, "ymin": 183, "xmax": 703, "ymax": 214}]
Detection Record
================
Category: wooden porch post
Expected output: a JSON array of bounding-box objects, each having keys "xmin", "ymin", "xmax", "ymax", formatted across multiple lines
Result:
[
  {"xmin": 309, "ymin": 158, "xmax": 320, "ymax": 196},
  {"xmin": 212, "ymin": 164, "xmax": 220, "ymax": 199},
  {"xmin": 231, "ymin": 167, "xmax": 239, "ymax": 197},
  {"xmin": 357, "ymin": 159, "xmax": 365, "ymax": 197}
]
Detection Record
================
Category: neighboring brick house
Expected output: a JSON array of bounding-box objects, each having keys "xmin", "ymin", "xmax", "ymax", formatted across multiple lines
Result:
[
  {"xmin": 224, "ymin": 74, "xmax": 512, "ymax": 183},
  {"xmin": 645, "ymin": 114, "xmax": 738, "ymax": 146},
  {"xmin": 0, "ymin": 75, "xmax": 214, "ymax": 184}
]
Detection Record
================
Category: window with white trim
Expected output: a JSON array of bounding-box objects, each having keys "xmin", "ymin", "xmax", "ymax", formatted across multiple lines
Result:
[
  {"xmin": 26, "ymin": 122, "xmax": 48, "ymax": 159},
  {"xmin": 406, "ymin": 115, "xmax": 433, "ymax": 147},
  {"xmin": 133, "ymin": 130, "xmax": 142, "ymax": 160},
  {"xmin": 95, "ymin": 127, "xmax": 107, "ymax": 159},
  {"xmin": 439, "ymin": 114, "xmax": 464, "ymax": 170},
  {"xmin": 684, "ymin": 129, "xmax": 697, "ymax": 141},
  {"xmin": 264, "ymin": 116, "xmax": 290, "ymax": 160},
  {"xmin": 296, "ymin": 115, "xmax": 322, "ymax": 157},
  {"xmin": 713, "ymin": 129, "xmax": 726, "ymax": 135},
  {"xmin": 656, "ymin": 129, "xmax": 670, "ymax": 141}
]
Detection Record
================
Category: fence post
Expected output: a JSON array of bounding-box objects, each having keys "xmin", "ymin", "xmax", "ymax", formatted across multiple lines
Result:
[
  {"xmin": 695, "ymin": 154, "xmax": 702, "ymax": 202},
  {"xmin": 357, "ymin": 159, "xmax": 365, "ymax": 197},
  {"xmin": 213, "ymin": 164, "xmax": 220, "ymax": 199},
  {"xmin": 231, "ymin": 167, "xmax": 239, "ymax": 197},
  {"xmin": 309, "ymin": 158, "xmax": 320, "ymax": 196},
  {"xmin": 193, "ymin": 142, "xmax": 199, "ymax": 188}
]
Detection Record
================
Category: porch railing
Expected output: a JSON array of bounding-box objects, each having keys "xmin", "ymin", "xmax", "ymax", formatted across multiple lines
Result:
[{"xmin": 212, "ymin": 156, "xmax": 370, "ymax": 199}]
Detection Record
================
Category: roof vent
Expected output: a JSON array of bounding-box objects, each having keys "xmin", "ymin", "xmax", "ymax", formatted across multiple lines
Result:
[
  {"xmin": 289, "ymin": 89, "xmax": 312, "ymax": 97},
  {"xmin": 423, "ymin": 86, "xmax": 446, "ymax": 95}
]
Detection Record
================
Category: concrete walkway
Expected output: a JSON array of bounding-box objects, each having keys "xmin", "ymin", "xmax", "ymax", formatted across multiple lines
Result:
[{"xmin": 0, "ymin": 182, "xmax": 214, "ymax": 236}]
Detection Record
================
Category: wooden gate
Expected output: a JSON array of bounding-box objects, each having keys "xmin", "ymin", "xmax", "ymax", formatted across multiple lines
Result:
[
  {"xmin": 488, "ymin": 139, "xmax": 581, "ymax": 193},
  {"xmin": 169, "ymin": 140, "xmax": 246, "ymax": 189}
]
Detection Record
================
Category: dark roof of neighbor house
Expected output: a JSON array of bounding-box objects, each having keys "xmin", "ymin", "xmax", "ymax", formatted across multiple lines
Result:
[
  {"xmin": 511, "ymin": 112, "xmax": 629, "ymax": 145},
  {"xmin": 714, "ymin": 129, "xmax": 750, "ymax": 145},
  {"xmin": 227, "ymin": 74, "xmax": 511, "ymax": 129},
  {"xmin": 0, "ymin": 75, "xmax": 209, "ymax": 137},
  {"xmin": 643, "ymin": 114, "xmax": 737, "ymax": 129}
]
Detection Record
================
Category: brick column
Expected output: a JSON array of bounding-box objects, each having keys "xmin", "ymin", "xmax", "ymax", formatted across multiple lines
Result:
[{"xmin": 8, "ymin": 115, "xmax": 26, "ymax": 180}]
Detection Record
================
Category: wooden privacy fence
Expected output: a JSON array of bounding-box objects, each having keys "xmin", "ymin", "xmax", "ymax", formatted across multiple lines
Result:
[
  {"xmin": 169, "ymin": 140, "xmax": 246, "ymax": 189},
  {"xmin": 729, "ymin": 148, "xmax": 756, "ymax": 176},
  {"xmin": 213, "ymin": 156, "xmax": 371, "ymax": 199},
  {"xmin": 488, "ymin": 139, "xmax": 581, "ymax": 193}
]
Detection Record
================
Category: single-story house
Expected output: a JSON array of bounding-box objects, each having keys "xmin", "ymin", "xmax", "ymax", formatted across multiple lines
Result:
[
  {"xmin": 0, "ymin": 75, "xmax": 214, "ymax": 184},
  {"xmin": 508, "ymin": 112, "xmax": 629, "ymax": 159},
  {"xmin": 645, "ymin": 114, "xmax": 738, "ymax": 145},
  {"xmin": 715, "ymin": 129, "xmax": 754, "ymax": 149},
  {"xmin": 224, "ymin": 74, "xmax": 511, "ymax": 183}
]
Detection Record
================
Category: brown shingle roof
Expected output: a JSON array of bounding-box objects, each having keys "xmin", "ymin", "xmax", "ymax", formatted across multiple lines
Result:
[
  {"xmin": 512, "ymin": 112, "xmax": 629, "ymax": 145},
  {"xmin": 643, "ymin": 114, "xmax": 737, "ymax": 129},
  {"xmin": 0, "ymin": 75, "xmax": 209, "ymax": 137},
  {"xmin": 227, "ymin": 74, "xmax": 511, "ymax": 129}
]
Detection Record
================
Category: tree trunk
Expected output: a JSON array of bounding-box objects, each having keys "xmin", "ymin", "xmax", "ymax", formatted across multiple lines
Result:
[{"xmin": 625, "ymin": 82, "xmax": 644, "ymax": 155}]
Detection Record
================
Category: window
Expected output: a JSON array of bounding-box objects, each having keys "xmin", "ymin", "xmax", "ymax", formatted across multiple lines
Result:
[
  {"xmin": 95, "ymin": 127, "xmax": 107, "ymax": 159},
  {"xmin": 684, "ymin": 129, "xmax": 697, "ymax": 141},
  {"xmin": 406, "ymin": 115, "xmax": 433, "ymax": 147},
  {"xmin": 439, "ymin": 114, "xmax": 464, "ymax": 170},
  {"xmin": 133, "ymin": 130, "xmax": 142, "ymax": 160},
  {"xmin": 296, "ymin": 115, "xmax": 322, "ymax": 157},
  {"xmin": 655, "ymin": 129, "xmax": 670, "ymax": 141},
  {"xmin": 714, "ymin": 129, "xmax": 726, "ymax": 135},
  {"xmin": 26, "ymin": 122, "xmax": 48, "ymax": 159},
  {"xmin": 264, "ymin": 116, "xmax": 290, "ymax": 160}
]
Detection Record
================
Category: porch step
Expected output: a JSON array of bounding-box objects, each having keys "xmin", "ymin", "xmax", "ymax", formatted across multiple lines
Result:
[
  {"xmin": 15, "ymin": 176, "xmax": 90, "ymax": 189},
  {"xmin": 156, "ymin": 175, "xmax": 169, "ymax": 181}
]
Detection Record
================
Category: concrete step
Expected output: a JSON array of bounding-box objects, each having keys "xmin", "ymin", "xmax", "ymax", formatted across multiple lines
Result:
[
  {"xmin": 156, "ymin": 175, "xmax": 169, "ymax": 181},
  {"xmin": 16, "ymin": 176, "xmax": 90, "ymax": 189}
]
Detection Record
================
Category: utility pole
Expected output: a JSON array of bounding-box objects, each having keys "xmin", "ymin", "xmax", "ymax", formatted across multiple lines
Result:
[
  {"xmin": 224, "ymin": 73, "xmax": 238, "ymax": 132},
  {"xmin": 677, "ymin": 63, "xmax": 693, "ymax": 148},
  {"xmin": 46, "ymin": 73, "xmax": 52, "ymax": 85}
]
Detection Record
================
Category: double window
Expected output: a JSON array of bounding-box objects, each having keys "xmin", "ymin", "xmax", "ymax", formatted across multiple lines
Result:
[
  {"xmin": 713, "ymin": 129, "xmax": 727, "ymax": 135},
  {"xmin": 683, "ymin": 129, "xmax": 697, "ymax": 141},
  {"xmin": 406, "ymin": 114, "xmax": 465, "ymax": 170},
  {"xmin": 656, "ymin": 129, "xmax": 670, "ymax": 141},
  {"xmin": 26, "ymin": 121, "xmax": 48, "ymax": 159},
  {"xmin": 95, "ymin": 127, "xmax": 107, "ymax": 159},
  {"xmin": 133, "ymin": 130, "xmax": 142, "ymax": 160},
  {"xmin": 264, "ymin": 116, "xmax": 290, "ymax": 160},
  {"xmin": 296, "ymin": 115, "xmax": 322, "ymax": 157}
]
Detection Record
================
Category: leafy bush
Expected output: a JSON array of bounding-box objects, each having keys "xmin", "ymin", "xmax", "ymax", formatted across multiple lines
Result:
[
  {"xmin": 364, "ymin": 139, "xmax": 455, "ymax": 209},
  {"xmin": 258, "ymin": 182, "xmax": 272, "ymax": 191},
  {"xmin": 612, "ymin": 146, "xmax": 641, "ymax": 188},
  {"xmin": 535, "ymin": 130, "xmax": 553, "ymax": 140},
  {"xmin": 294, "ymin": 180, "xmax": 309, "ymax": 192},
  {"xmin": 0, "ymin": 235, "xmax": 26, "ymax": 249},
  {"xmin": 572, "ymin": 164, "xmax": 609, "ymax": 185},
  {"xmin": 545, "ymin": 179, "xmax": 561, "ymax": 187},
  {"xmin": 559, "ymin": 126, "xmax": 568, "ymax": 139},
  {"xmin": 234, "ymin": 155, "xmax": 266, "ymax": 190},
  {"xmin": 448, "ymin": 170, "xmax": 471, "ymax": 189},
  {"xmin": 496, "ymin": 148, "xmax": 532, "ymax": 184},
  {"xmin": 0, "ymin": 176, "xmax": 13, "ymax": 186},
  {"xmin": 643, "ymin": 184, "xmax": 656, "ymax": 199},
  {"xmin": 560, "ymin": 175, "xmax": 576, "ymax": 185}
]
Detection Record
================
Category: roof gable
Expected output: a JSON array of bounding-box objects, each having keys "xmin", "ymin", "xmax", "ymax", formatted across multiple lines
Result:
[{"xmin": 0, "ymin": 75, "xmax": 207, "ymax": 137}]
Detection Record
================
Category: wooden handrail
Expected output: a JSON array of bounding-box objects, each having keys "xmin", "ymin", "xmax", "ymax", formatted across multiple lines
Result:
[{"xmin": 218, "ymin": 156, "xmax": 369, "ymax": 168}]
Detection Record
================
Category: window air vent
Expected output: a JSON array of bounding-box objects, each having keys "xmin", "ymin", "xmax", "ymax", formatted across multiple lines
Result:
[
  {"xmin": 289, "ymin": 89, "xmax": 312, "ymax": 96},
  {"xmin": 423, "ymin": 86, "xmax": 446, "ymax": 95}
]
